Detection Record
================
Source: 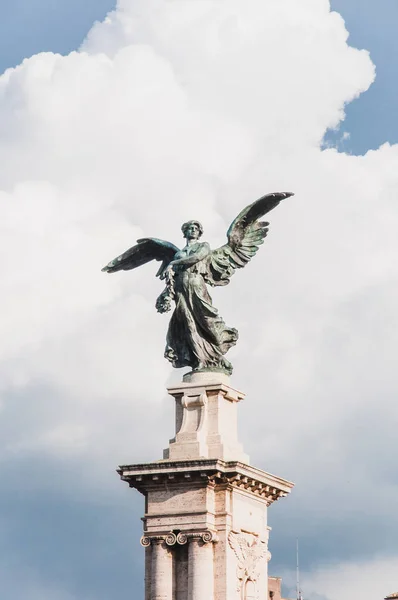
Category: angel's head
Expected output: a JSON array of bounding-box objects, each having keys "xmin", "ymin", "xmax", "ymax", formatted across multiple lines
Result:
[{"xmin": 181, "ymin": 220, "xmax": 204, "ymax": 241}]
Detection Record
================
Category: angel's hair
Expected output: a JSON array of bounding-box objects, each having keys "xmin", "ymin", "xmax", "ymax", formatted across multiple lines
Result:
[{"xmin": 181, "ymin": 220, "xmax": 204, "ymax": 237}]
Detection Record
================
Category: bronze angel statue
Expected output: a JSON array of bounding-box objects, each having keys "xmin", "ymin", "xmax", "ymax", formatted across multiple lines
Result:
[{"xmin": 102, "ymin": 192, "xmax": 293, "ymax": 375}]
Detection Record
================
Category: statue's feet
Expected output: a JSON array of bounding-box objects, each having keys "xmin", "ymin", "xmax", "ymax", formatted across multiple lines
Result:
[
  {"xmin": 220, "ymin": 357, "xmax": 233, "ymax": 375},
  {"xmin": 194, "ymin": 358, "xmax": 233, "ymax": 376}
]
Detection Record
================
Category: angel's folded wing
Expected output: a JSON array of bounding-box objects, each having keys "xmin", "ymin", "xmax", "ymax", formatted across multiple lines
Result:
[
  {"xmin": 205, "ymin": 192, "xmax": 293, "ymax": 286},
  {"xmin": 101, "ymin": 237, "xmax": 179, "ymax": 279}
]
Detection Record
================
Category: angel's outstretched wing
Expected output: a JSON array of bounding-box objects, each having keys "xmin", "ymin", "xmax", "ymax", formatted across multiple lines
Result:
[
  {"xmin": 228, "ymin": 532, "xmax": 247, "ymax": 567},
  {"xmin": 205, "ymin": 192, "xmax": 293, "ymax": 286},
  {"xmin": 101, "ymin": 237, "xmax": 179, "ymax": 279}
]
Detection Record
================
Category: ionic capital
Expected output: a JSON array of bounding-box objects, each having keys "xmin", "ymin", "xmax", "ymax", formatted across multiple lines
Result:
[
  {"xmin": 140, "ymin": 532, "xmax": 177, "ymax": 547},
  {"xmin": 176, "ymin": 530, "xmax": 218, "ymax": 545},
  {"xmin": 141, "ymin": 530, "xmax": 218, "ymax": 547}
]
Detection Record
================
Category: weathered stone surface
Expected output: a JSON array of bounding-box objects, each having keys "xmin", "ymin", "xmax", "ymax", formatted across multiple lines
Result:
[
  {"xmin": 268, "ymin": 576, "xmax": 283, "ymax": 600},
  {"xmin": 119, "ymin": 459, "xmax": 293, "ymax": 600},
  {"xmin": 164, "ymin": 372, "xmax": 249, "ymax": 464},
  {"xmin": 118, "ymin": 370, "xmax": 294, "ymax": 599}
]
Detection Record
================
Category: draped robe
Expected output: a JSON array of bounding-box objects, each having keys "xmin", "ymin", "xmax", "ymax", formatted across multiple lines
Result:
[{"xmin": 164, "ymin": 242, "xmax": 238, "ymax": 374}]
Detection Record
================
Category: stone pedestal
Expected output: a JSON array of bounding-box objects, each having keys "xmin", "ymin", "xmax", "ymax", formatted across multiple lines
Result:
[
  {"xmin": 118, "ymin": 374, "xmax": 294, "ymax": 600},
  {"xmin": 164, "ymin": 372, "xmax": 249, "ymax": 463}
]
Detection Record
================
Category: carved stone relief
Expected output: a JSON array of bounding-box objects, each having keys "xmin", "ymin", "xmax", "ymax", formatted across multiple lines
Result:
[{"xmin": 228, "ymin": 531, "xmax": 271, "ymax": 600}]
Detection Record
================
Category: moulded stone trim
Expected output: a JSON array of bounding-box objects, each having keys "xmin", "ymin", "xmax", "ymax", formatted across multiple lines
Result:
[
  {"xmin": 167, "ymin": 381, "xmax": 245, "ymax": 404},
  {"xmin": 120, "ymin": 459, "xmax": 293, "ymax": 506},
  {"xmin": 176, "ymin": 530, "xmax": 218, "ymax": 545},
  {"xmin": 181, "ymin": 391, "xmax": 208, "ymax": 408},
  {"xmin": 140, "ymin": 530, "xmax": 218, "ymax": 547},
  {"xmin": 140, "ymin": 533, "xmax": 177, "ymax": 547}
]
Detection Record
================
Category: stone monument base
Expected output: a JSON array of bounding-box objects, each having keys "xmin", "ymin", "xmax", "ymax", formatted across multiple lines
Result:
[
  {"xmin": 119, "ymin": 459, "xmax": 293, "ymax": 600},
  {"xmin": 118, "ymin": 373, "xmax": 293, "ymax": 600}
]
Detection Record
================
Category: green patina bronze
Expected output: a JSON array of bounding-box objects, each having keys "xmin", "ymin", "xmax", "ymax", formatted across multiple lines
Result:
[{"xmin": 102, "ymin": 192, "xmax": 293, "ymax": 375}]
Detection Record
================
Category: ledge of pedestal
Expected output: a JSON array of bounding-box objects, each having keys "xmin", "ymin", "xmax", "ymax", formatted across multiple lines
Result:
[
  {"xmin": 167, "ymin": 376, "xmax": 244, "ymax": 402},
  {"xmin": 118, "ymin": 458, "xmax": 294, "ymax": 505}
]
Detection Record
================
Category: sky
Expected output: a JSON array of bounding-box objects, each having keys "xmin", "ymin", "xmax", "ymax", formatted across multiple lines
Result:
[
  {"xmin": 1, "ymin": 0, "xmax": 398, "ymax": 155},
  {"xmin": 0, "ymin": 1, "xmax": 397, "ymax": 599}
]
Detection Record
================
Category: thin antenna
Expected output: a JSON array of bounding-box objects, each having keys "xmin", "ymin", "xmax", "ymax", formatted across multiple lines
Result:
[{"xmin": 296, "ymin": 538, "xmax": 303, "ymax": 600}]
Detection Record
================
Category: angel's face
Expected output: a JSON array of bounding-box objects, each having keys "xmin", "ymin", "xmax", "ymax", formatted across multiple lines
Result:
[{"xmin": 184, "ymin": 223, "xmax": 201, "ymax": 240}]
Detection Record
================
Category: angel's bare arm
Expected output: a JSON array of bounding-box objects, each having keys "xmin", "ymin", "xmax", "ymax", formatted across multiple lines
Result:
[{"xmin": 170, "ymin": 243, "xmax": 211, "ymax": 267}]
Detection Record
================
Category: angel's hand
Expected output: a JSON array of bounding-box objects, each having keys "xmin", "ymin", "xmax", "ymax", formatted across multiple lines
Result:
[
  {"xmin": 159, "ymin": 263, "xmax": 174, "ymax": 280},
  {"xmin": 156, "ymin": 291, "xmax": 172, "ymax": 314},
  {"xmin": 165, "ymin": 263, "xmax": 175, "ymax": 276}
]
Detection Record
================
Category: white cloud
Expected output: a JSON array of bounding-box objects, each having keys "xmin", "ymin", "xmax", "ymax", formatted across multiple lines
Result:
[
  {"xmin": 299, "ymin": 556, "xmax": 398, "ymax": 600},
  {"xmin": 0, "ymin": 0, "xmax": 397, "ymax": 597}
]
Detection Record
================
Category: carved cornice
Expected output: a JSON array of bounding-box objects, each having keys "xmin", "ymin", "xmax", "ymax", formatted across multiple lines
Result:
[
  {"xmin": 119, "ymin": 459, "xmax": 293, "ymax": 505},
  {"xmin": 140, "ymin": 530, "xmax": 217, "ymax": 547},
  {"xmin": 168, "ymin": 381, "xmax": 245, "ymax": 404}
]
